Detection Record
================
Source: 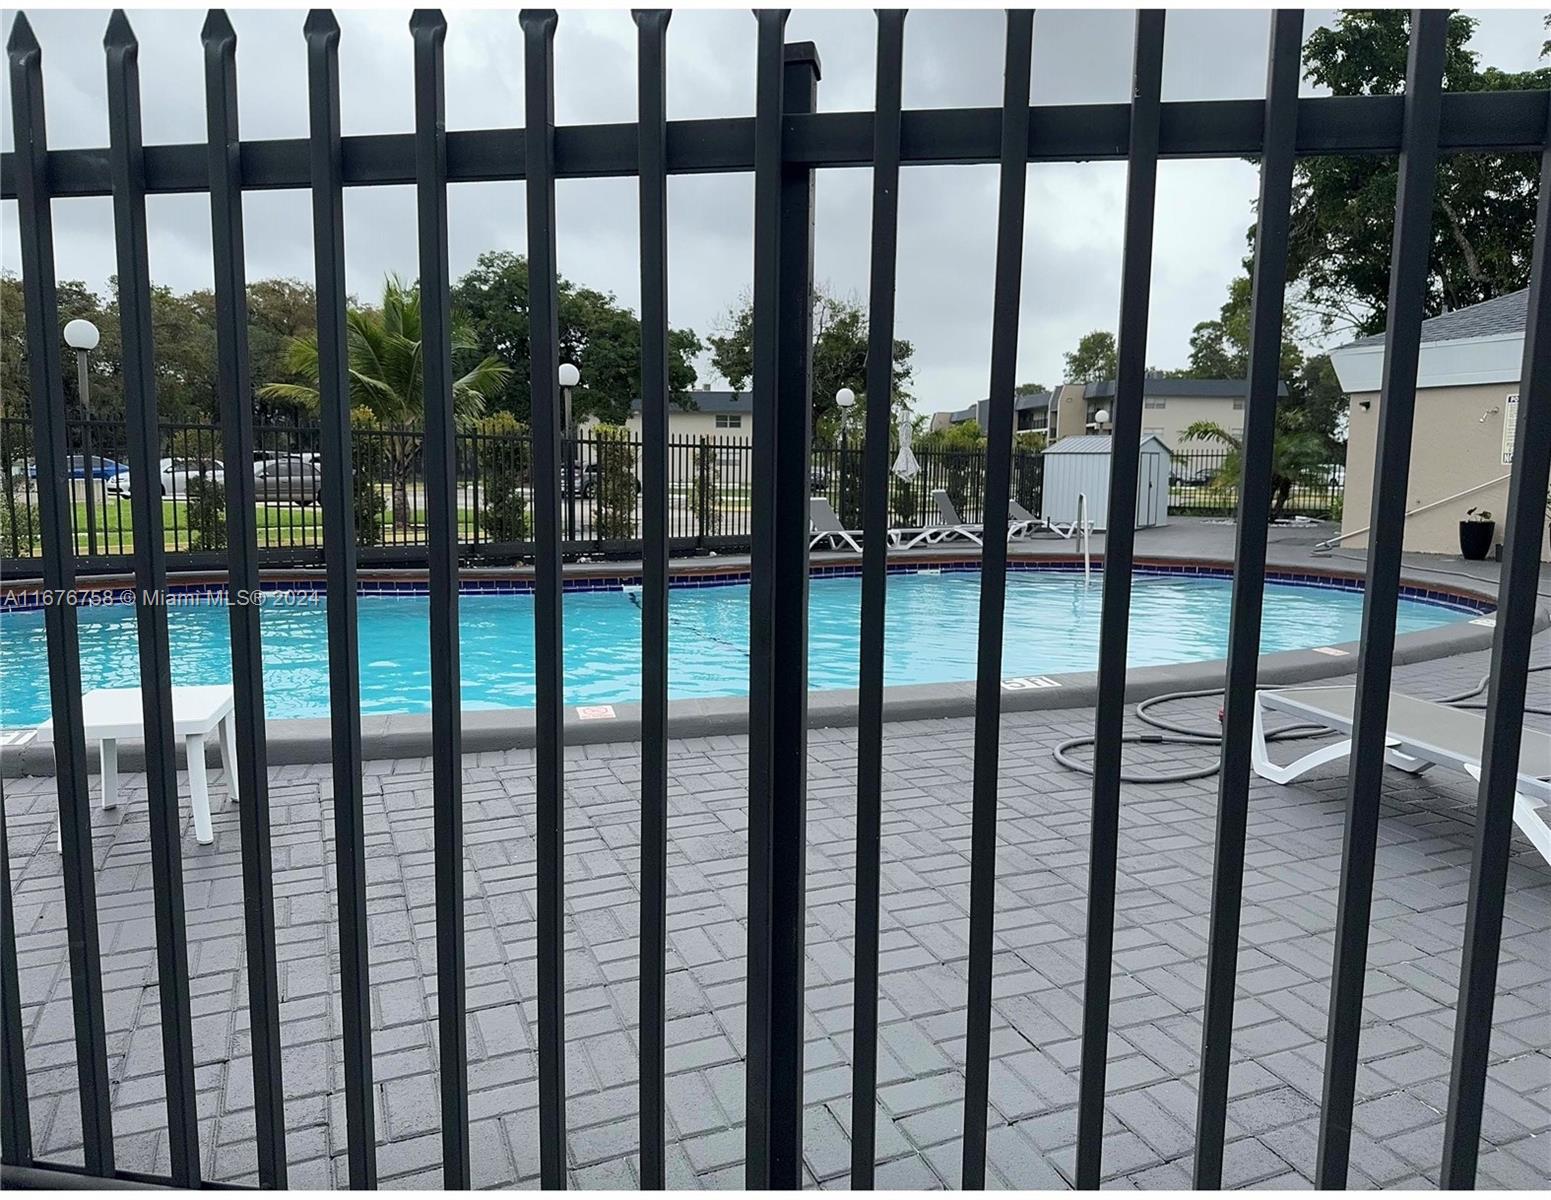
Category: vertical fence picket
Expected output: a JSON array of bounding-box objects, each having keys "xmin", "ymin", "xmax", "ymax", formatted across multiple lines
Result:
[
  {"xmin": 104, "ymin": 12, "xmax": 201, "ymax": 1186},
  {"xmin": 959, "ymin": 9, "xmax": 1033, "ymax": 1189},
  {"xmin": 849, "ymin": 10, "xmax": 904, "ymax": 1189},
  {"xmin": 744, "ymin": 11, "xmax": 788, "ymax": 1189},
  {"xmin": 1074, "ymin": 11, "xmax": 1165, "ymax": 1189},
  {"xmin": 633, "ymin": 8, "xmax": 671, "ymax": 1188},
  {"xmin": 1191, "ymin": 11, "xmax": 1302, "ymax": 1187},
  {"xmin": 304, "ymin": 8, "xmax": 377, "ymax": 1188},
  {"xmin": 1315, "ymin": 12, "xmax": 1448, "ymax": 1188},
  {"xmin": 202, "ymin": 10, "xmax": 287, "ymax": 1187},
  {"xmin": 4, "ymin": 15, "xmax": 115, "ymax": 1177},
  {"xmin": 1438, "ymin": 83, "xmax": 1551, "ymax": 1198},
  {"xmin": 411, "ymin": 8, "xmax": 470, "ymax": 1188},
  {"xmin": 519, "ymin": 8, "xmax": 568, "ymax": 1188}
]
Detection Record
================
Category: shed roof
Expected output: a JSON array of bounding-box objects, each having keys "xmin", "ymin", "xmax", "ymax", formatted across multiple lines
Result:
[
  {"xmin": 1341, "ymin": 288, "xmax": 1528, "ymax": 350},
  {"xmin": 1046, "ymin": 433, "xmax": 1172, "ymax": 455}
]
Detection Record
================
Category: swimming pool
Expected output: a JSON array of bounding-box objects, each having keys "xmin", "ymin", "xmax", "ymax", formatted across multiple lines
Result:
[{"xmin": 0, "ymin": 568, "xmax": 1477, "ymax": 728}]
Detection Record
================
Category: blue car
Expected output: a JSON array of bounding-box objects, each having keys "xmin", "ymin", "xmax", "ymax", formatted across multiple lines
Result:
[{"xmin": 23, "ymin": 454, "xmax": 126, "ymax": 480}]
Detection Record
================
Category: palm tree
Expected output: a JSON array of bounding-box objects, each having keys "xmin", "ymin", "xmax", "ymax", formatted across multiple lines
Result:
[
  {"xmin": 259, "ymin": 276, "xmax": 509, "ymax": 530},
  {"xmin": 1179, "ymin": 417, "xmax": 1330, "ymax": 521}
]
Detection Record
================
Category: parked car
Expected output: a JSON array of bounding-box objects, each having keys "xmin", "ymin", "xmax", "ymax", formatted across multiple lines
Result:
[
  {"xmin": 112, "ymin": 457, "xmax": 225, "ymax": 497},
  {"xmin": 253, "ymin": 455, "xmax": 323, "ymax": 504},
  {"xmin": 578, "ymin": 461, "xmax": 640, "ymax": 499},
  {"xmin": 22, "ymin": 454, "xmax": 126, "ymax": 480},
  {"xmin": 1170, "ymin": 465, "xmax": 1218, "ymax": 487}
]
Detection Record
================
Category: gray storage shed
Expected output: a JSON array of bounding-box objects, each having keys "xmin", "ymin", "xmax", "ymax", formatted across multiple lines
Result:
[{"xmin": 1041, "ymin": 434, "xmax": 1171, "ymax": 531}]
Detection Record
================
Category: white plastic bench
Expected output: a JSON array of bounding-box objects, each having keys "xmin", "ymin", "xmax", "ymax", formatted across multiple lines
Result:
[{"xmin": 37, "ymin": 685, "xmax": 238, "ymax": 847}]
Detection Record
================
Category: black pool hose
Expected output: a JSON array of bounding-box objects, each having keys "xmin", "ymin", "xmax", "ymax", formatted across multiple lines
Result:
[{"xmin": 1052, "ymin": 663, "xmax": 1551, "ymax": 785}]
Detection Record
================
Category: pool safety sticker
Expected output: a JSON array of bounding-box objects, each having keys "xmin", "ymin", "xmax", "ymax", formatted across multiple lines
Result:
[
  {"xmin": 576, "ymin": 705, "xmax": 616, "ymax": 720},
  {"xmin": 1310, "ymin": 646, "xmax": 1350, "ymax": 657},
  {"xmin": 1471, "ymin": 616, "xmax": 1496, "ymax": 628},
  {"xmin": 1001, "ymin": 675, "xmax": 1061, "ymax": 691}
]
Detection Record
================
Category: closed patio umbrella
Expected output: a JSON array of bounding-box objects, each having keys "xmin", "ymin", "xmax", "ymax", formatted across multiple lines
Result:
[{"xmin": 892, "ymin": 413, "xmax": 920, "ymax": 480}]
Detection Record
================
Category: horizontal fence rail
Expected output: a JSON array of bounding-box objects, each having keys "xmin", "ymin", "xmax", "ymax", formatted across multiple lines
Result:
[
  {"xmin": 5, "ymin": 91, "xmax": 1551, "ymax": 200},
  {"xmin": 2, "ymin": 6, "xmax": 1547, "ymax": 1194}
]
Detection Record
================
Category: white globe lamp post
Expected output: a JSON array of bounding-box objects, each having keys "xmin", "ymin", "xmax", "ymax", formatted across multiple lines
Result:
[{"xmin": 64, "ymin": 319, "xmax": 102, "ymax": 555}]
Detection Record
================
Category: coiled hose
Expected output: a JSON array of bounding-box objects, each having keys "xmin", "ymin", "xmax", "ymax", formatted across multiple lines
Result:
[{"xmin": 1052, "ymin": 663, "xmax": 1551, "ymax": 784}]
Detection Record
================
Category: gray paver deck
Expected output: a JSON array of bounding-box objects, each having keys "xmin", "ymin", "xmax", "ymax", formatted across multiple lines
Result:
[{"xmin": 5, "ymin": 631, "xmax": 1548, "ymax": 1189}]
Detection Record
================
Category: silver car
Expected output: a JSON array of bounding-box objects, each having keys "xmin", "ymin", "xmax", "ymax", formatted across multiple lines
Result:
[{"xmin": 253, "ymin": 455, "xmax": 323, "ymax": 504}]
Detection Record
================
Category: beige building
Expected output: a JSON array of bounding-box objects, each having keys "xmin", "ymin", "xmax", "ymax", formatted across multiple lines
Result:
[
  {"xmin": 621, "ymin": 386, "xmax": 752, "ymax": 441},
  {"xmin": 938, "ymin": 378, "xmax": 1281, "ymax": 450},
  {"xmin": 1330, "ymin": 288, "xmax": 1543, "ymax": 561}
]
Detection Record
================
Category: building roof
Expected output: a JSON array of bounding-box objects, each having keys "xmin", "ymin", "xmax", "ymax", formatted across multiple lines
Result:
[
  {"xmin": 629, "ymin": 389, "xmax": 752, "ymax": 415},
  {"xmin": 939, "ymin": 378, "xmax": 1282, "ymax": 425},
  {"xmin": 1082, "ymin": 377, "xmax": 1288, "ymax": 399},
  {"xmin": 1341, "ymin": 288, "xmax": 1528, "ymax": 350},
  {"xmin": 1045, "ymin": 433, "xmax": 1172, "ymax": 455}
]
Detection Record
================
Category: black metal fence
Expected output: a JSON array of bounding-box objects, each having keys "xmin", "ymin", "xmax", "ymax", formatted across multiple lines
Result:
[
  {"xmin": 0, "ymin": 415, "xmax": 1046, "ymax": 565},
  {"xmin": 3, "ymin": 6, "xmax": 1548, "ymax": 1195},
  {"xmin": 1166, "ymin": 447, "xmax": 1345, "ymax": 518}
]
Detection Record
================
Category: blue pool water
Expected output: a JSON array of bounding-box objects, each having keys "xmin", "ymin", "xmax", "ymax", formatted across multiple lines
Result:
[{"xmin": 0, "ymin": 571, "xmax": 1470, "ymax": 727}]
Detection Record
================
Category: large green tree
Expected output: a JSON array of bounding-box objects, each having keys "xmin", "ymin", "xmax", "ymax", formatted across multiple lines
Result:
[
  {"xmin": 451, "ymin": 250, "xmax": 702, "ymax": 425},
  {"xmin": 259, "ymin": 276, "xmax": 509, "ymax": 528},
  {"xmin": 707, "ymin": 284, "xmax": 914, "ymax": 435},
  {"xmin": 1290, "ymin": 9, "xmax": 1550, "ymax": 337},
  {"xmin": 2, "ymin": 272, "xmax": 320, "ymax": 428},
  {"xmin": 1062, "ymin": 330, "xmax": 1117, "ymax": 383},
  {"xmin": 1186, "ymin": 267, "xmax": 1347, "ymax": 450}
]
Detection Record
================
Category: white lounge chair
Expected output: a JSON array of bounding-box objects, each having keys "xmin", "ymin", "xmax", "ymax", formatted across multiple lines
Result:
[
  {"xmin": 808, "ymin": 496, "xmax": 863, "ymax": 553},
  {"xmin": 896, "ymin": 489, "xmax": 1039, "ymax": 548},
  {"xmin": 1007, "ymin": 499, "xmax": 1044, "ymax": 541},
  {"xmin": 1252, "ymin": 685, "xmax": 1551, "ymax": 865}
]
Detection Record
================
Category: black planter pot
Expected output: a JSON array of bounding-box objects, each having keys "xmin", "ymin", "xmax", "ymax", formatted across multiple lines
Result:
[{"xmin": 1458, "ymin": 519, "xmax": 1495, "ymax": 561}]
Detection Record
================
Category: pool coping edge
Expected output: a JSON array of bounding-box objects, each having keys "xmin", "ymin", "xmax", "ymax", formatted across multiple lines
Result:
[{"xmin": 2, "ymin": 560, "xmax": 1530, "ymax": 775}]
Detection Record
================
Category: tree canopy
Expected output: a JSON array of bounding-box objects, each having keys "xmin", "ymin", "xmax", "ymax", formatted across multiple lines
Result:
[
  {"xmin": 707, "ymin": 285, "xmax": 914, "ymax": 435},
  {"xmin": 1185, "ymin": 268, "xmax": 1347, "ymax": 450},
  {"xmin": 1, "ymin": 271, "xmax": 316, "ymax": 425},
  {"xmin": 1289, "ymin": 9, "xmax": 1551, "ymax": 337},
  {"xmin": 451, "ymin": 250, "xmax": 703, "ymax": 425},
  {"xmin": 1062, "ymin": 330, "xmax": 1117, "ymax": 383}
]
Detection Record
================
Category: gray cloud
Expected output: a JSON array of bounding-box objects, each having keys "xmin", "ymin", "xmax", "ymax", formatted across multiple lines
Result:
[{"xmin": 3, "ymin": 7, "xmax": 1545, "ymax": 413}]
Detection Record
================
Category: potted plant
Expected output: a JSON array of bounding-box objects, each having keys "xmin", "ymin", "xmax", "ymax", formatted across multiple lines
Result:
[{"xmin": 1458, "ymin": 506, "xmax": 1495, "ymax": 560}]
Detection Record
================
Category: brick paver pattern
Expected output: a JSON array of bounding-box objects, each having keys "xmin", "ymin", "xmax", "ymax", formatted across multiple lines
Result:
[{"xmin": 5, "ymin": 636, "xmax": 1548, "ymax": 1189}]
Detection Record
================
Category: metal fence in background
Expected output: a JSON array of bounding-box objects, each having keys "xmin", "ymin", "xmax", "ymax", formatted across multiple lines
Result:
[
  {"xmin": 2, "ymin": 6, "xmax": 1549, "ymax": 1196},
  {"xmin": 1166, "ymin": 446, "xmax": 1345, "ymax": 518},
  {"xmin": 0, "ymin": 416, "xmax": 1050, "ymax": 566}
]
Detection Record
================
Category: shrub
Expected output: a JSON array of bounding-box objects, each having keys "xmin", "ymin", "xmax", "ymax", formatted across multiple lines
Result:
[
  {"xmin": 350, "ymin": 406, "xmax": 388, "ymax": 547},
  {"xmin": 890, "ymin": 474, "xmax": 919, "ymax": 528},
  {"xmin": 692, "ymin": 437, "xmax": 723, "ymax": 536},
  {"xmin": 165, "ymin": 426, "xmax": 222, "ymax": 468},
  {"xmin": 184, "ymin": 473, "xmax": 227, "ymax": 550},
  {"xmin": 835, "ymin": 438, "xmax": 863, "ymax": 530},
  {"xmin": 476, "ymin": 411, "xmax": 529, "ymax": 543},
  {"xmin": 591, "ymin": 424, "xmax": 638, "ymax": 541},
  {"xmin": 0, "ymin": 489, "xmax": 41, "ymax": 556}
]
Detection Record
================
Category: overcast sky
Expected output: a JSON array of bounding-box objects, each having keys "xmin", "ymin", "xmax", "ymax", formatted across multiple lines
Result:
[{"xmin": 2, "ymin": 6, "xmax": 1545, "ymax": 413}]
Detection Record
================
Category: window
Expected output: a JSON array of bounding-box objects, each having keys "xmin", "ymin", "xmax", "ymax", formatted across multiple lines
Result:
[
  {"xmin": 715, "ymin": 413, "xmax": 742, "ymax": 429},
  {"xmin": 1143, "ymin": 397, "xmax": 1166, "ymax": 410},
  {"xmin": 1232, "ymin": 398, "xmax": 1245, "ymax": 410},
  {"xmin": 1143, "ymin": 427, "xmax": 1164, "ymax": 438}
]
